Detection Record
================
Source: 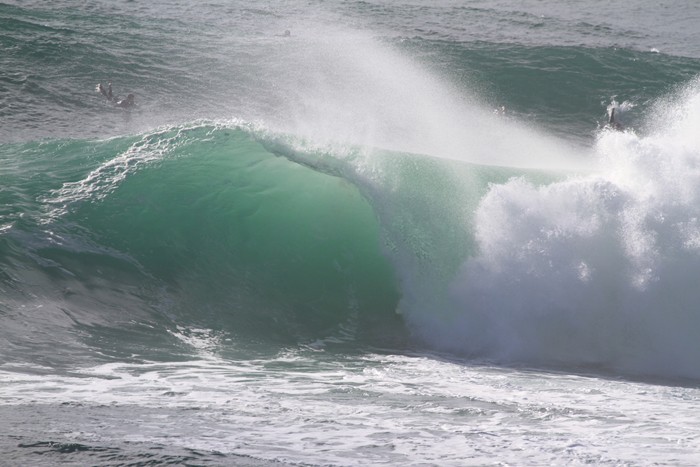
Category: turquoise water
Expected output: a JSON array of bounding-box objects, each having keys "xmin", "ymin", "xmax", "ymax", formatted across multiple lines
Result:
[{"xmin": 3, "ymin": 1, "xmax": 700, "ymax": 465}]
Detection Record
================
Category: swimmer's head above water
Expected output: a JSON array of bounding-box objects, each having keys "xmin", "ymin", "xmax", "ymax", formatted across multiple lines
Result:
[
  {"xmin": 115, "ymin": 94, "xmax": 135, "ymax": 108},
  {"xmin": 608, "ymin": 107, "xmax": 624, "ymax": 131}
]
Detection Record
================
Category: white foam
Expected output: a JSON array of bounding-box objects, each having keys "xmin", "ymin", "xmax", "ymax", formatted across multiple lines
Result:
[
  {"xmin": 2, "ymin": 352, "xmax": 700, "ymax": 465},
  {"xmin": 411, "ymin": 78, "xmax": 700, "ymax": 380}
]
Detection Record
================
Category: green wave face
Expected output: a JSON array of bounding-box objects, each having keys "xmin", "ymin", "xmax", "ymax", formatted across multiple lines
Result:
[
  {"xmin": 86, "ymin": 128, "xmax": 402, "ymax": 340},
  {"xmin": 0, "ymin": 126, "xmax": 409, "ymax": 362}
]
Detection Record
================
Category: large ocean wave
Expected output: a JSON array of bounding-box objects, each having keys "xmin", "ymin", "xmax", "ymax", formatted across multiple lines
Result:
[
  {"xmin": 0, "ymin": 124, "xmax": 406, "ymax": 365},
  {"xmin": 4, "ymin": 76, "xmax": 700, "ymax": 381},
  {"xmin": 3, "ymin": 1, "xmax": 700, "ymax": 382}
]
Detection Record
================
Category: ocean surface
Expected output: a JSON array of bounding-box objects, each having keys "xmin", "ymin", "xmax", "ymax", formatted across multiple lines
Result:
[{"xmin": 3, "ymin": 0, "xmax": 700, "ymax": 465}]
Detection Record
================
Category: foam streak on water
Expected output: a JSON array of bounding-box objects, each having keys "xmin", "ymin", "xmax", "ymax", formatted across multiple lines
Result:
[{"xmin": 2, "ymin": 348, "xmax": 700, "ymax": 466}]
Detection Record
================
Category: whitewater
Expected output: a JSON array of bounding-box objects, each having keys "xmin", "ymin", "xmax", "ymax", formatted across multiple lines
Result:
[{"xmin": 3, "ymin": 0, "xmax": 700, "ymax": 465}]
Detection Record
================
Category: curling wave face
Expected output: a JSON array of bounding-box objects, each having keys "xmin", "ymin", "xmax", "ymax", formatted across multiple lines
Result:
[{"xmin": 0, "ymin": 123, "xmax": 406, "ymax": 366}]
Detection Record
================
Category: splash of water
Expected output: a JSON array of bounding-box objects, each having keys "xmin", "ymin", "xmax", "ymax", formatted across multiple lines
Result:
[{"xmin": 412, "ymin": 78, "xmax": 700, "ymax": 380}]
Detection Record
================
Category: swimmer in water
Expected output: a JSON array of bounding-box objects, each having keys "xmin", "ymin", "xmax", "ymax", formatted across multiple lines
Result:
[
  {"xmin": 115, "ymin": 94, "xmax": 135, "ymax": 108},
  {"xmin": 96, "ymin": 82, "xmax": 134, "ymax": 108},
  {"xmin": 608, "ymin": 107, "xmax": 624, "ymax": 131},
  {"xmin": 96, "ymin": 82, "xmax": 113, "ymax": 101}
]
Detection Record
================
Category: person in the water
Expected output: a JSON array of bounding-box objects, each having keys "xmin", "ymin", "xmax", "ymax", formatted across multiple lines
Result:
[
  {"xmin": 115, "ymin": 94, "xmax": 135, "ymax": 108},
  {"xmin": 96, "ymin": 82, "xmax": 134, "ymax": 108},
  {"xmin": 96, "ymin": 82, "xmax": 113, "ymax": 100},
  {"xmin": 608, "ymin": 106, "xmax": 624, "ymax": 130}
]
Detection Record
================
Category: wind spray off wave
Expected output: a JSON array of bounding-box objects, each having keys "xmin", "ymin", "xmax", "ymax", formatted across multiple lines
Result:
[
  {"xmin": 409, "ymin": 79, "xmax": 700, "ymax": 380},
  {"xmin": 263, "ymin": 27, "xmax": 592, "ymax": 171}
]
